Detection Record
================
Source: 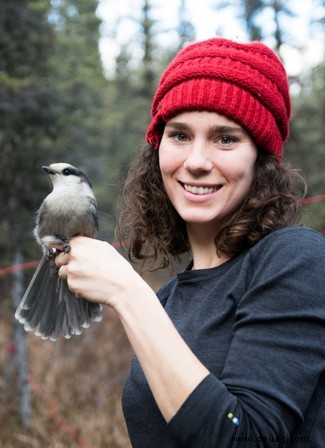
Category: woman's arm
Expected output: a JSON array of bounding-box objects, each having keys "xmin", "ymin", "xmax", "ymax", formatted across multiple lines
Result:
[
  {"xmin": 55, "ymin": 236, "xmax": 209, "ymax": 422},
  {"xmin": 56, "ymin": 228, "xmax": 325, "ymax": 447}
]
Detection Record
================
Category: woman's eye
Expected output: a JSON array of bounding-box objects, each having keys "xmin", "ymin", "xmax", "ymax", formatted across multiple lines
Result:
[
  {"xmin": 171, "ymin": 132, "xmax": 188, "ymax": 142},
  {"xmin": 219, "ymin": 136, "xmax": 236, "ymax": 146}
]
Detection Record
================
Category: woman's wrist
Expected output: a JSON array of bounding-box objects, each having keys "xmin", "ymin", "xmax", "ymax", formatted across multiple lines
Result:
[{"xmin": 111, "ymin": 272, "xmax": 157, "ymax": 315}]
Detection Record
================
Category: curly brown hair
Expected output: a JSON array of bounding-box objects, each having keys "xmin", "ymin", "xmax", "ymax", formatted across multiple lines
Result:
[{"xmin": 116, "ymin": 143, "xmax": 307, "ymax": 271}]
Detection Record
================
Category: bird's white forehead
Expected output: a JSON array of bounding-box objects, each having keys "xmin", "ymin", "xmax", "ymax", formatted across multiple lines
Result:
[{"xmin": 49, "ymin": 163, "xmax": 73, "ymax": 172}]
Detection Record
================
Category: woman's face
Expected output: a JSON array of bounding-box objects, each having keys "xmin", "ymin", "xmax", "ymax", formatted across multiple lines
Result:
[{"xmin": 159, "ymin": 111, "xmax": 257, "ymax": 237}]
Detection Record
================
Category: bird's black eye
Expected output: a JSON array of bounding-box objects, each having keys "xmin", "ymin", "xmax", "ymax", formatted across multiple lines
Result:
[{"xmin": 62, "ymin": 168, "xmax": 72, "ymax": 176}]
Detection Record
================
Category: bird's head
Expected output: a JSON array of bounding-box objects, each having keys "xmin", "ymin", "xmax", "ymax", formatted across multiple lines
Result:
[{"xmin": 42, "ymin": 163, "xmax": 93, "ymax": 189}]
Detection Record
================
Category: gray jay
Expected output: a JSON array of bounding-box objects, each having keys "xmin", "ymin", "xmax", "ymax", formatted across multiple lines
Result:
[{"xmin": 15, "ymin": 163, "xmax": 102, "ymax": 341}]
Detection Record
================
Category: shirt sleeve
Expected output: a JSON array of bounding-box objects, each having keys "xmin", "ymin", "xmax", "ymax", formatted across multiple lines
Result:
[{"xmin": 168, "ymin": 228, "xmax": 325, "ymax": 447}]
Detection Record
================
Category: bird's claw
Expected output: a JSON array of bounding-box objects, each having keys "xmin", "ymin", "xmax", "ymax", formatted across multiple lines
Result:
[
  {"xmin": 63, "ymin": 244, "xmax": 71, "ymax": 254},
  {"xmin": 46, "ymin": 247, "xmax": 57, "ymax": 259}
]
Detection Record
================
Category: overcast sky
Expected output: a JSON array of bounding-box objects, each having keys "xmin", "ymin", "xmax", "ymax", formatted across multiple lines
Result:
[{"xmin": 97, "ymin": 0, "xmax": 324, "ymax": 77}]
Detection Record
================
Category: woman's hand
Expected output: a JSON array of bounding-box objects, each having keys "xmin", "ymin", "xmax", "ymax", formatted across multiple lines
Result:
[{"xmin": 55, "ymin": 236, "xmax": 146, "ymax": 309}]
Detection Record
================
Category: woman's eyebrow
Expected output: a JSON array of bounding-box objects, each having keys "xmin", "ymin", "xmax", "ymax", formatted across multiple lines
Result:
[
  {"xmin": 210, "ymin": 125, "xmax": 247, "ymax": 135},
  {"xmin": 165, "ymin": 122, "xmax": 247, "ymax": 135},
  {"xmin": 165, "ymin": 121, "xmax": 190, "ymax": 130}
]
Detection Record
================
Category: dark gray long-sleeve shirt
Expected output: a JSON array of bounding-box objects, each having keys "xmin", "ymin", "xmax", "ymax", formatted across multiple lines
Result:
[{"xmin": 122, "ymin": 227, "xmax": 325, "ymax": 447}]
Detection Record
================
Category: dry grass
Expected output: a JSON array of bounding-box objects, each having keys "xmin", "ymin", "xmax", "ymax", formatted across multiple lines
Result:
[{"xmin": 1, "ymin": 307, "xmax": 133, "ymax": 448}]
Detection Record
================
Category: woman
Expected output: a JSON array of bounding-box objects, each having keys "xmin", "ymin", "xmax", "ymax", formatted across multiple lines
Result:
[{"xmin": 56, "ymin": 38, "xmax": 325, "ymax": 447}]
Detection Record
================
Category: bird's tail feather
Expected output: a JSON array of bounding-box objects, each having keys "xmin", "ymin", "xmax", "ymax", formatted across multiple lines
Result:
[{"xmin": 15, "ymin": 256, "xmax": 102, "ymax": 341}]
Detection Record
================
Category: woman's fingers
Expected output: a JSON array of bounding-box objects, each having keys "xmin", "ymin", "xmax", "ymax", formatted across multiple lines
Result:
[
  {"xmin": 55, "ymin": 250, "xmax": 69, "ymax": 268},
  {"xmin": 58, "ymin": 264, "xmax": 68, "ymax": 280}
]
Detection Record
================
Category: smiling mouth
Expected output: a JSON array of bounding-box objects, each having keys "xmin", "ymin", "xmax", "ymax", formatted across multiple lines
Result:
[{"xmin": 183, "ymin": 183, "xmax": 220, "ymax": 195}]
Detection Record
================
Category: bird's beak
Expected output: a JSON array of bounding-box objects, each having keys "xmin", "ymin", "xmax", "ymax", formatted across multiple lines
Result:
[{"xmin": 42, "ymin": 166, "xmax": 56, "ymax": 175}]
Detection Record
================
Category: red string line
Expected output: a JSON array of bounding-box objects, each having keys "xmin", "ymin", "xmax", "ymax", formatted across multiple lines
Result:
[
  {"xmin": 302, "ymin": 194, "xmax": 325, "ymax": 204},
  {"xmin": 0, "ymin": 241, "xmax": 124, "ymax": 276},
  {"xmin": 0, "ymin": 260, "xmax": 40, "ymax": 276}
]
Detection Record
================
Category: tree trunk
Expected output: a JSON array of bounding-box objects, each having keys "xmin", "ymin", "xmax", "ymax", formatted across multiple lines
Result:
[{"xmin": 11, "ymin": 249, "xmax": 32, "ymax": 428}]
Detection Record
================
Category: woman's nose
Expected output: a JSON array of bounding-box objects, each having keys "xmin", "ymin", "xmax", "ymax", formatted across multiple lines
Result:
[{"xmin": 183, "ymin": 142, "xmax": 213, "ymax": 173}]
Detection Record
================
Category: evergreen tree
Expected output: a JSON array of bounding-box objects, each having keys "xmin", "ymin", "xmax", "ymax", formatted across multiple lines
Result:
[
  {"xmin": 286, "ymin": 63, "xmax": 325, "ymax": 231},
  {"xmin": 0, "ymin": 0, "xmax": 57, "ymax": 262},
  {"xmin": 102, "ymin": 0, "xmax": 161, "ymax": 190},
  {"xmin": 0, "ymin": 0, "xmax": 107, "ymax": 426},
  {"xmin": 177, "ymin": 0, "xmax": 196, "ymax": 49},
  {"xmin": 241, "ymin": 0, "xmax": 264, "ymax": 41},
  {"xmin": 212, "ymin": 0, "xmax": 295, "ymax": 48},
  {"xmin": 0, "ymin": 0, "xmax": 56, "ymax": 427}
]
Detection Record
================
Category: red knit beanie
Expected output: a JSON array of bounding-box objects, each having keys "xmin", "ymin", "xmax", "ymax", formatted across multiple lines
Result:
[{"xmin": 146, "ymin": 37, "xmax": 291, "ymax": 159}]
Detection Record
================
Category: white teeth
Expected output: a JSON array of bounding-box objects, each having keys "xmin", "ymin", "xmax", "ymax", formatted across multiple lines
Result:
[{"xmin": 183, "ymin": 184, "xmax": 217, "ymax": 195}]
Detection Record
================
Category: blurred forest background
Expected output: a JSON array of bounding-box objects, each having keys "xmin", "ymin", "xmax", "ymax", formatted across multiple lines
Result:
[{"xmin": 0, "ymin": 0, "xmax": 324, "ymax": 446}]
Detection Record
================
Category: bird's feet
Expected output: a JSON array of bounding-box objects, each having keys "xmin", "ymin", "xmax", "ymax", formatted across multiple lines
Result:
[
  {"xmin": 46, "ymin": 247, "xmax": 57, "ymax": 259},
  {"xmin": 63, "ymin": 244, "xmax": 71, "ymax": 254}
]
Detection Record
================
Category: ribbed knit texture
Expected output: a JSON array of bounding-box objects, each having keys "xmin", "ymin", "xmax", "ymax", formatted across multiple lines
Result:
[{"xmin": 146, "ymin": 38, "xmax": 291, "ymax": 159}]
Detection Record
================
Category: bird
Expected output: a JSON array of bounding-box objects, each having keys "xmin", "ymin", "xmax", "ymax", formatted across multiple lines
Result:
[{"xmin": 15, "ymin": 163, "xmax": 102, "ymax": 341}]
